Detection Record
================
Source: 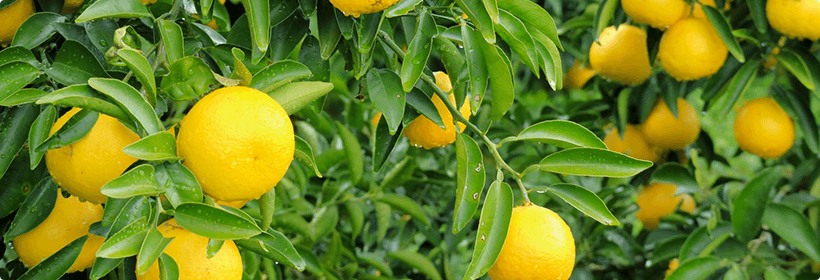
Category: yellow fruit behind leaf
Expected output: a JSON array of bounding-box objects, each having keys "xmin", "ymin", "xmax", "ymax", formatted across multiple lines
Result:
[
  {"xmin": 666, "ymin": 258, "xmax": 680, "ymax": 277},
  {"xmin": 563, "ymin": 59, "xmax": 597, "ymax": 90},
  {"xmin": 733, "ymin": 97, "xmax": 795, "ymax": 159},
  {"xmin": 60, "ymin": 0, "xmax": 84, "ymax": 14},
  {"xmin": 636, "ymin": 183, "xmax": 695, "ymax": 230},
  {"xmin": 487, "ymin": 205, "xmax": 575, "ymax": 280},
  {"xmin": 766, "ymin": 0, "xmax": 820, "ymax": 41},
  {"xmin": 329, "ymin": 0, "xmax": 401, "ymax": 17},
  {"xmin": 604, "ymin": 125, "xmax": 659, "ymax": 162},
  {"xmin": 0, "ymin": 0, "xmax": 35, "ymax": 47},
  {"xmin": 657, "ymin": 17, "xmax": 728, "ymax": 81},
  {"xmin": 621, "ymin": 0, "xmax": 687, "ymax": 29},
  {"xmin": 402, "ymin": 72, "xmax": 471, "ymax": 149},
  {"xmin": 589, "ymin": 24, "xmax": 652, "ymax": 85},
  {"xmin": 640, "ymin": 98, "xmax": 700, "ymax": 149},
  {"xmin": 689, "ymin": 0, "xmax": 731, "ymax": 19}
]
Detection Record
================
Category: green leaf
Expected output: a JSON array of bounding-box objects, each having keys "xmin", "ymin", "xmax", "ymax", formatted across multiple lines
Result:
[
  {"xmin": 88, "ymin": 78, "xmax": 164, "ymax": 135},
  {"xmin": 117, "ymin": 49, "xmax": 156, "ymax": 104},
  {"xmin": 160, "ymin": 57, "xmax": 220, "ymax": 101},
  {"xmin": 530, "ymin": 24, "xmax": 563, "ymax": 90},
  {"xmin": 790, "ymin": 47, "xmax": 820, "ymax": 98},
  {"xmin": 35, "ymin": 108, "xmax": 98, "ymax": 152},
  {"xmin": 453, "ymin": 133, "xmax": 485, "ymax": 233},
  {"xmin": 650, "ymin": 163, "xmax": 699, "ymax": 194},
  {"xmin": 433, "ymin": 36, "xmax": 465, "ymax": 84},
  {"xmin": 18, "ymin": 235, "xmax": 88, "ymax": 280},
  {"xmin": 294, "ymin": 135, "xmax": 321, "ymax": 177},
  {"xmin": 462, "ymin": 181, "xmax": 513, "ymax": 280},
  {"xmin": 206, "ymin": 239, "xmax": 224, "ymax": 259},
  {"xmin": 497, "ymin": 0, "xmax": 561, "ymax": 50},
  {"xmin": 495, "ymin": 10, "xmax": 539, "ymax": 78},
  {"xmin": 76, "ymin": 0, "xmax": 152, "ymax": 22},
  {"xmin": 336, "ymin": 121, "xmax": 363, "ymax": 185},
  {"xmin": 269, "ymin": 15, "xmax": 308, "ymax": 62},
  {"xmin": 649, "ymin": 236, "xmax": 688, "ymax": 264},
  {"xmin": 100, "ymin": 164, "xmax": 161, "ymax": 199},
  {"xmin": 104, "ymin": 196, "xmax": 152, "ymax": 238},
  {"xmin": 1, "ymin": 88, "xmax": 49, "ymax": 107},
  {"xmin": 763, "ymin": 267, "xmax": 793, "ymax": 280},
  {"xmin": 701, "ymin": 56, "xmax": 743, "ymax": 105},
  {"xmin": 90, "ymin": 258, "xmax": 124, "ymax": 280},
  {"xmin": 0, "ymin": 62, "xmax": 41, "ymax": 101},
  {"xmin": 762, "ymin": 203, "xmax": 820, "ymax": 262},
  {"xmin": 665, "ymin": 256, "xmax": 725, "ymax": 280},
  {"xmin": 174, "ymin": 203, "xmax": 262, "ymax": 239},
  {"xmin": 11, "ymin": 12, "xmax": 66, "ymax": 49},
  {"xmin": 0, "ymin": 151, "xmax": 46, "ymax": 218},
  {"xmin": 259, "ymin": 188, "xmax": 275, "ymax": 231},
  {"xmin": 36, "ymin": 85, "xmax": 130, "ymax": 122},
  {"xmin": 96, "ymin": 216, "xmax": 150, "ymax": 258},
  {"xmin": 776, "ymin": 51, "xmax": 814, "ymax": 91},
  {"xmin": 156, "ymin": 20, "xmax": 184, "ymax": 64},
  {"xmin": 250, "ymin": 60, "xmax": 312, "ymax": 93},
  {"xmin": 267, "ymin": 81, "xmax": 334, "ymax": 115},
  {"xmin": 387, "ymin": 251, "xmax": 442, "ymax": 280},
  {"xmin": 308, "ymin": 205, "xmax": 338, "ymax": 241},
  {"xmin": 678, "ymin": 224, "xmax": 732, "ymax": 261},
  {"xmin": 592, "ymin": 0, "xmax": 618, "ymax": 40},
  {"xmin": 3, "ymin": 178, "xmax": 56, "ymax": 239},
  {"xmin": 372, "ymin": 116, "xmax": 402, "ymax": 172},
  {"xmin": 343, "ymin": 202, "xmax": 363, "ymax": 239},
  {"xmin": 406, "ymin": 88, "xmax": 444, "ymax": 127},
  {"xmin": 240, "ymin": 0, "xmax": 270, "ymax": 54},
  {"xmin": 538, "ymin": 147, "xmax": 653, "ymax": 177},
  {"xmin": 454, "ymin": 0, "xmax": 495, "ymax": 43},
  {"xmin": 723, "ymin": 263, "xmax": 748, "ymax": 280},
  {"xmin": 462, "ymin": 24, "xmax": 488, "ymax": 114},
  {"xmin": 702, "ymin": 6, "xmax": 744, "ymax": 63},
  {"xmin": 385, "ymin": 0, "xmax": 422, "ymax": 17},
  {"xmin": 0, "ymin": 46, "xmax": 38, "ymax": 66},
  {"xmin": 772, "ymin": 85, "xmax": 818, "ymax": 154},
  {"xmin": 27, "ymin": 106, "xmax": 56, "ymax": 169},
  {"xmin": 367, "ymin": 68, "xmax": 405, "ymax": 134},
  {"xmin": 236, "ymin": 231, "xmax": 307, "ymax": 271},
  {"xmin": 158, "ymin": 253, "xmax": 179, "ymax": 280},
  {"xmin": 376, "ymin": 193, "xmax": 430, "ymax": 226},
  {"xmin": 229, "ymin": 47, "xmax": 253, "ymax": 86},
  {"xmin": 400, "ymin": 10, "xmax": 435, "ymax": 92},
  {"xmin": 0, "ymin": 104, "xmax": 38, "ymax": 178},
  {"xmin": 122, "ymin": 131, "xmax": 180, "ymax": 161},
  {"xmin": 357, "ymin": 11, "xmax": 383, "ymax": 55},
  {"xmin": 536, "ymin": 183, "xmax": 619, "ymax": 226},
  {"xmin": 153, "ymin": 162, "xmax": 203, "ymax": 208},
  {"xmin": 731, "ymin": 167, "xmax": 781, "ymax": 242},
  {"xmin": 482, "ymin": 44, "xmax": 514, "ymax": 121},
  {"xmin": 746, "ymin": 0, "xmax": 767, "ymax": 34},
  {"xmin": 135, "ymin": 228, "xmax": 174, "ymax": 275},
  {"xmin": 498, "ymin": 120, "xmax": 607, "ymax": 149}
]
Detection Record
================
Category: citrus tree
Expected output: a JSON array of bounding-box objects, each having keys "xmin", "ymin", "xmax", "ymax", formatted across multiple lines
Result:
[{"xmin": 0, "ymin": 0, "xmax": 819, "ymax": 279}]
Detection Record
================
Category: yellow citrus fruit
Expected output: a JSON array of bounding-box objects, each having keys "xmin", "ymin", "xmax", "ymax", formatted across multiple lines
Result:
[
  {"xmin": 215, "ymin": 198, "xmax": 247, "ymax": 208},
  {"xmin": 371, "ymin": 112, "xmax": 382, "ymax": 127},
  {"xmin": 139, "ymin": 0, "xmax": 157, "ymax": 4},
  {"xmin": 563, "ymin": 59, "xmax": 597, "ymax": 90},
  {"xmin": 137, "ymin": 219, "xmax": 242, "ymax": 280},
  {"xmin": 733, "ymin": 97, "xmax": 795, "ymax": 159},
  {"xmin": 589, "ymin": 24, "xmax": 652, "ymax": 85},
  {"xmin": 488, "ymin": 205, "xmax": 575, "ymax": 280},
  {"xmin": 621, "ymin": 0, "xmax": 687, "ymax": 29},
  {"xmin": 635, "ymin": 182, "xmax": 696, "ymax": 230},
  {"xmin": 46, "ymin": 108, "xmax": 141, "ymax": 204},
  {"xmin": 604, "ymin": 125, "xmax": 659, "ymax": 162},
  {"xmin": 640, "ymin": 98, "xmax": 700, "ymax": 149},
  {"xmin": 13, "ymin": 189, "xmax": 105, "ymax": 273},
  {"xmin": 60, "ymin": 0, "xmax": 84, "ymax": 14},
  {"xmin": 689, "ymin": 0, "xmax": 731, "ymax": 19},
  {"xmin": 329, "ymin": 0, "xmax": 401, "ymax": 17},
  {"xmin": 0, "ymin": 0, "xmax": 35, "ymax": 47},
  {"xmin": 666, "ymin": 258, "xmax": 680, "ymax": 277},
  {"xmin": 177, "ymin": 86, "xmax": 294, "ymax": 202},
  {"xmin": 657, "ymin": 17, "xmax": 728, "ymax": 81},
  {"xmin": 191, "ymin": 14, "xmax": 219, "ymax": 30},
  {"xmin": 766, "ymin": 0, "xmax": 820, "ymax": 41},
  {"xmin": 402, "ymin": 72, "xmax": 471, "ymax": 149}
]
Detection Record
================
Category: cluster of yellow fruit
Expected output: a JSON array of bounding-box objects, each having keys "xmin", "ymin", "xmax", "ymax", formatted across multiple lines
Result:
[
  {"xmin": 14, "ymin": 86, "xmax": 293, "ymax": 279},
  {"xmin": 605, "ymin": 98, "xmax": 700, "ymax": 162}
]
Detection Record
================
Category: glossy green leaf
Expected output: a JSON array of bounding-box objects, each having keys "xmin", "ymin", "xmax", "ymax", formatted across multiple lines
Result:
[
  {"xmin": 294, "ymin": 135, "xmax": 321, "ymax": 177},
  {"xmin": 336, "ymin": 121, "xmax": 363, "ymax": 184},
  {"xmin": 343, "ymin": 202, "xmax": 363, "ymax": 239},
  {"xmin": 462, "ymin": 24, "xmax": 488, "ymax": 113},
  {"xmin": 702, "ymin": 6, "xmax": 744, "ymax": 63},
  {"xmin": 388, "ymin": 251, "xmax": 442, "ymax": 280},
  {"xmin": 497, "ymin": 0, "xmax": 561, "ymax": 49},
  {"xmin": 156, "ymin": 19, "xmax": 184, "ymax": 63},
  {"xmin": 273, "ymin": 212, "xmax": 312, "ymax": 241},
  {"xmin": 96, "ymin": 216, "xmax": 150, "ymax": 258},
  {"xmin": 537, "ymin": 183, "xmax": 619, "ymax": 226},
  {"xmin": 763, "ymin": 267, "xmax": 792, "ymax": 280},
  {"xmin": 100, "ymin": 164, "xmax": 161, "ymax": 199},
  {"xmin": 18, "ymin": 235, "xmax": 88, "ymax": 280},
  {"xmin": 453, "ymin": 133, "xmax": 485, "ymax": 233},
  {"xmin": 35, "ymin": 108, "xmax": 98, "ymax": 152},
  {"xmin": 104, "ymin": 196, "xmax": 151, "ymax": 238},
  {"xmin": 772, "ymin": 85, "xmax": 818, "ymax": 154},
  {"xmin": 240, "ymin": 0, "xmax": 269, "ymax": 55},
  {"xmin": 400, "ymin": 10, "xmax": 435, "ymax": 92},
  {"xmin": 376, "ymin": 193, "xmax": 430, "ymax": 226},
  {"xmin": 0, "ymin": 46, "xmax": 38, "ymax": 66},
  {"xmin": 267, "ymin": 81, "xmax": 334, "ymax": 115},
  {"xmin": 36, "ymin": 85, "xmax": 130, "ymax": 122},
  {"xmin": 762, "ymin": 203, "xmax": 820, "ymax": 262},
  {"xmin": 1, "ymin": 88, "xmax": 49, "ymax": 107},
  {"xmin": 269, "ymin": 15, "xmax": 308, "ymax": 61},
  {"xmin": 27, "ymin": 106, "xmax": 56, "ymax": 169},
  {"xmin": 0, "ymin": 62, "xmax": 41, "ymax": 101},
  {"xmin": 229, "ymin": 47, "xmax": 253, "ymax": 86},
  {"xmin": 259, "ymin": 188, "xmax": 275, "ymax": 231},
  {"xmin": 592, "ymin": 0, "xmax": 618, "ymax": 39},
  {"xmin": 11, "ymin": 12, "xmax": 66, "ymax": 49},
  {"xmin": 791, "ymin": 47, "xmax": 820, "ymax": 97},
  {"xmin": 308, "ymin": 205, "xmax": 338, "ymax": 241},
  {"xmin": 3, "ymin": 178, "xmax": 56, "ymax": 239},
  {"xmin": 135, "ymin": 228, "xmax": 174, "ymax": 275},
  {"xmin": 433, "ymin": 35, "xmax": 465, "ymax": 83},
  {"xmin": 153, "ymin": 162, "xmax": 203, "ymax": 208},
  {"xmin": 175, "ymin": 203, "xmax": 262, "ymax": 239},
  {"xmin": 495, "ymin": 10, "xmax": 539, "ymax": 78},
  {"xmin": 0, "ymin": 104, "xmax": 38, "ymax": 178},
  {"xmin": 406, "ymin": 88, "xmax": 444, "ymax": 127},
  {"xmin": 158, "ymin": 253, "xmax": 179, "ymax": 280},
  {"xmin": 530, "ymin": 24, "xmax": 562, "ymax": 90},
  {"xmin": 372, "ymin": 116, "xmax": 402, "ymax": 172},
  {"xmin": 385, "ymin": 0, "xmax": 422, "ymax": 17},
  {"xmin": 117, "ymin": 49, "xmax": 156, "ymax": 102},
  {"xmin": 0, "ymin": 151, "xmax": 46, "ymax": 218},
  {"xmin": 367, "ymin": 68, "xmax": 405, "ymax": 134},
  {"xmin": 723, "ymin": 263, "xmax": 748, "ymax": 280},
  {"xmin": 76, "ymin": 0, "xmax": 152, "ymax": 22},
  {"xmin": 649, "ymin": 235, "xmax": 688, "ymax": 264},
  {"xmin": 357, "ymin": 11, "xmax": 383, "ymax": 55},
  {"xmin": 316, "ymin": 0, "xmax": 341, "ymax": 59},
  {"xmin": 462, "ymin": 181, "xmax": 513, "ymax": 280},
  {"xmin": 250, "ymin": 60, "xmax": 312, "ymax": 93},
  {"xmin": 499, "ymin": 120, "xmax": 607, "ymax": 149},
  {"xmin": 235, "ymin": 229, "xmax": 306, "ymax": 270},
  {"xmin": 776, "ymin": 51, "xmax": 814, "ymax": 91},
  {"xmin": 482, "ymin": 44, "xmax": 514, "ymax": 121},
  {"xmin": 539, "ymin": 147, "xmax": 653, "ymax": 177},
  {"xmin": 746, "ymin": 0, "xmax": 767, "ymax": 34},
  {"xmin": 665, "ymin": 256, "xmax": 725, "ymax": 280},
  {"xmin": 160, "ymin": 57, "xmax": 220, "ymax": 101},
  {"xmin": 206, "ymin": 239, "xmax": 224, "ymax": 259},
  {"xmin": 454, "ymin": 0, "xmax": 495, "ymax": 43},
  {"xmin": 678, "ymin": 224, "xmax": 732, "ymax": 261},
  {"xmin": 90, "ymin": 257, "xmax": 124, "ymax": 280},
  {"xmin": 88, "ymin": 78, "xmax": 164, "ymax": 135},
  {"xmin": 122, "ymin": 132, "xmax": 179, "ymax": 161},
  {"xmin": 731, "ymin": 167, "xmax": 781, "ymax": 242},
  {"xmin": 650, "ymin": 163, "xmax": 699, "ymax": 194}
]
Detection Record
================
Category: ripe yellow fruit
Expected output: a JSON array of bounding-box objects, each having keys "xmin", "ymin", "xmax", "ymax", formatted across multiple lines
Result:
[
  {"xmin": 641, "ymin": 98, "xmax": 700, "ymax": 149},
  {"xmin": 635, "ymin": 182, "xmax": 696, "ymax": 230},
  {"xmin": 215, "ymin": 198, "xmax": 247, "ymax": 209},
  {"xmin": 621, "ymin": 0, "xmax": 687, "ymax": 29},
  {"xmin": 488, "ymin": 205, "xmax": 575, "ymax": 280},
  {"xmin": 657, "ymin": 17, "xmax": 728, "ymax": 81},
  {"xmin": 177, "ymin": 86, "xmax": 294, "ymax": 202},
  {"xmin": 563, "ymin": 59, "xmax": 597, "ymax": 90},
  {"xmin": 766, "ymin": 0, "xmax": 820, "ymax": 41},
  {"xmin": 60, "ymin": 0, "xmax": 84, "ymax": 14},
  {"xmin": 402, "ymin": 72, "xmax": 471, "ymax": 149},
  {"xmin": 13, "ymin": 190, "xmax": 105, "ymax": 273},
  {"xmin": 690, "ymin": 0, "xmax": 731, "ymax": 19},
  {"xmin": 733, "ymin": 97, "xmax": 795, "ymax": 159},
  {"xmin": 604, "ymin": 125, "xmax": 659, "ymax": 162},
  {"xmin": 666, "ymin": 258, "xmax": 680, "ymax": 277},
  {"xmin": 329, "ymin": 0, "xmax": 401, "ymax": 17},
  {"xmin": 137, "ymin": 219, "xmax": 242, "ymax": 280},
  {"xmin": 46, "ymin": 108, "xmax": 140, "ymax": 204},
  {"xmin": 0, "ymin": 0, "xmax": 35, "ymax": 47},
  {"xmin": 192, "ymin": 14, "xmax": 219, "ymax": 30},
  {"xmin": 371, "ymin": 112, "xmax": 382, "ymax": 127},
  {"xmin": 589, "ymin": 24, "xmax": 652, "ymax": 85}
]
